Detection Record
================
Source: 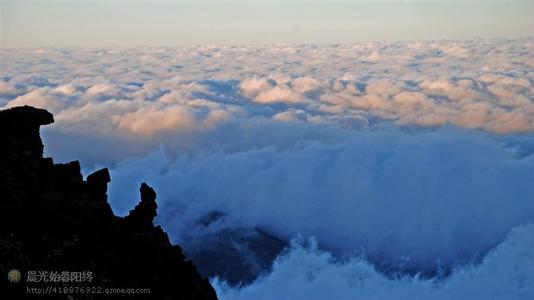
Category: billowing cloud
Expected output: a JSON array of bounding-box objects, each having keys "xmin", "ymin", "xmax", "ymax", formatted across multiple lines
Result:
[
  {"xmin": 1, "ymin": 39, "xmax": 533, "ymax": 299},
  {"xmin": 255, "ymin": 85, "xmax": 303, "ymax": 104},
  {"xmin": 239, "ymin": 77, "xmax": 274, "ymax": 98},
  {"xmin": 115, "ymin": 105, "xmax": 197, "ymax": 135},
  {"xmin": 1, "ymin": 39, "xmax": 532, "ymax": 134},
  {"xmin": 7, "ymin": 88, "xmax": 67, "ymax": 113},
  {"xmin": 106, "ymin": 127, "xmax": 534, "ymax": 275},
  {"xmin": 54, "ymin": 84, "xmax": 78, "ymax": 96},
  {"xmin": 365, "ymin": 80, "xmax": 404, "ymax": 97},
  {"xmin": 85, "ymin": 83, "xmax": 118, "ymax": 97},
  {"xmin": 0, "ymin": 80, "xmax": 18, "ymax": 95},
  {"xmin": 214, "ymin": 224, "xmax": 534, "ymax": 300}
]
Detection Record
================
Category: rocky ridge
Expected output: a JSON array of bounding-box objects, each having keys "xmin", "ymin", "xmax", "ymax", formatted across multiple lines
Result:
[{"xmin": 0, "ymin": 106, "xmax": 218, "ymax": 299}]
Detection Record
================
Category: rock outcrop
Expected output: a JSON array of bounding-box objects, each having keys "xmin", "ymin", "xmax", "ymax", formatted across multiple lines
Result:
[{"xmin": 0, "ymin": 106, "xmax": 218, "ymax": 299}]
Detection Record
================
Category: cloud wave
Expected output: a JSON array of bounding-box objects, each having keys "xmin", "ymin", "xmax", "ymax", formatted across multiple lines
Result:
[
  {"xmin": 1, "ymin": 39, "xmax": 533, "ymax": 138},
  {"xmin": 2, "ymin": 39, "xmax": 533, "ymax": 298}
]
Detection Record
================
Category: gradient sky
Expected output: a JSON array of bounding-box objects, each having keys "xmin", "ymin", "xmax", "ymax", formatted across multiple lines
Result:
[{"xmin": 1, "ymin": 0, "xmax": 533, "ymax": 48}]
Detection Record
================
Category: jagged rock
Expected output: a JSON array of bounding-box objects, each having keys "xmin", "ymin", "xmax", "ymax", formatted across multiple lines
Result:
[
  {"xmin": 0, "ymin": 106, "xmax": 218, "ymax": 299},
  {"xmin": 0, "ymin": 105, "xmax": 53, "ymax": 161},
  {"xmin": 86, "ymin": 168, "xmax": 111, "ymax": 186},
  {"xmin": 126, "ymin": 183, "xmax": 158, "ymax": 227}
]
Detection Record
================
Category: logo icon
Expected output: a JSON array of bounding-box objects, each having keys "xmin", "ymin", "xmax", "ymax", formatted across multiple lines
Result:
[{"xmin": 7, "ymin": 269, "xmax": 21, "ymax": 283}]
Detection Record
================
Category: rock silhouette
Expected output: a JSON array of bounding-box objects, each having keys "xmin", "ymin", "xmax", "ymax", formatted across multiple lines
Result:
[
  {"xmin": 0, "ymin": 106, "xmax": 217, "ymax": 299},
  {"xmin": 126, "ymin": 183, "xmax": 158, "ymax": 227}
]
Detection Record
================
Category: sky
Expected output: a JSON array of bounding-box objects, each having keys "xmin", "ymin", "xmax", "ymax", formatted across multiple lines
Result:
[{"xmin": 1, "ymin": 0, "xmax": 533, "ymax": 48}]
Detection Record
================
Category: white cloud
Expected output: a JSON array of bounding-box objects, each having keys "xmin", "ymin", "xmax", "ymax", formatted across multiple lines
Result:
[
  {"xmin": 273, "ymin": 111, "xmax": 299, "ymax": 122},
  {"xmin": 0, "ymin": 80, "xmax": 18, "ymax": 95},
  {"xmin": 240, "ymin": 77, "xmax": 274, "ymax": 98},
  {"xmin": 393, "ymin": 91, "xmax": 430, "ymax": 106},
  {"xmin": 1, "ymin": 39, "xmax": 533, "ymax": 298},
  {"xmin": 53, "ymin": 84, "xmax": 78, "ymax": 96},
  {"xmin": 291, "ymin": 77, "xmax": 322, "ymax": 94},
  {"xmin": 420, "ymin": 79, "xmax": 480, "ymax": 102},
  {"xmin": 114, "ymin": 105, "xmax": 232, "ymax": 135},
  {"xmin": 348, "ymin": 95, "xmax": 389, "ymax": 111},
  {"xmin": 85, "ymin": 83, "xmax": 119, "ymax": 96},
  {"xmin": 106, "ymin": 127, "xmax": 534, "ymax": 279},
  {"xmin": 214, "ymin": 224, "xmax": 534, "ymax": 300},
  {"xmin": 115, "ymin": 105, "xmax": 196, "ymax": 135},
  {"xmin": 255, "ymin": 86, "xmax": 303, "ymax": 104},
  {"xmin": 2, "ymin": 39, "xmax": 533, "ymax": 134},
  {"xmin": 365, "ymin": 80, "xmax": 404, "ymax": 97},
  {"xmin": 273, "ymin": 109, "xmax": 308, "ymax": 123},
  {"xmin": 7, "ymin": 88, "xmax": 66, "ymax": 113}
]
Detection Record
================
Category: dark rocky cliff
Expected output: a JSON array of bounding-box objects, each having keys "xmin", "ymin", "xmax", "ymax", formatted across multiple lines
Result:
[{"xmin": 0, "ymin": 106, "xmax": 218, "ymax": 299}]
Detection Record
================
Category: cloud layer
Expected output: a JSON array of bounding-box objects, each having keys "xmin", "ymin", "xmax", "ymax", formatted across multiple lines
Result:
[
  {"xmin": 105, "ymin": 127, "xmax": 534, "ymax": 280},
  {"xmin": 1, "ymin": 39, "xmax": 533, "ymax": 142},
  {"xmin": 1, "ymin": 39, "xmax": 533, "ymax": 299}
]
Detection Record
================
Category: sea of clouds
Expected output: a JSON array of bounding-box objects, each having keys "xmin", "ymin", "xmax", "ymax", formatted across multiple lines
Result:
[{"xmin": 1, "ymin": 39, "xmax": 533, "ymax": 299}]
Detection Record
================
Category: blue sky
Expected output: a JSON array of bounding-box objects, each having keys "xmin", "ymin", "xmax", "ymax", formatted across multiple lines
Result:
[{"xmin": 1, "ymin": 0, "xmax": 533, "ymax": 47}]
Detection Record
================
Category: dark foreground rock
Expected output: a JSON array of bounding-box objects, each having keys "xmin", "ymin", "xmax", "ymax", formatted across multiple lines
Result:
[{"xmin": 0, "ymin": 106, "xmax": 218, "ymax": 299}]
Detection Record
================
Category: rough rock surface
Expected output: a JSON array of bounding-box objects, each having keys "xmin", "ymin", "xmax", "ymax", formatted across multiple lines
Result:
[{"xmin": 0, "ymin": 106, "xmax": 218, "ymax": 299}]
